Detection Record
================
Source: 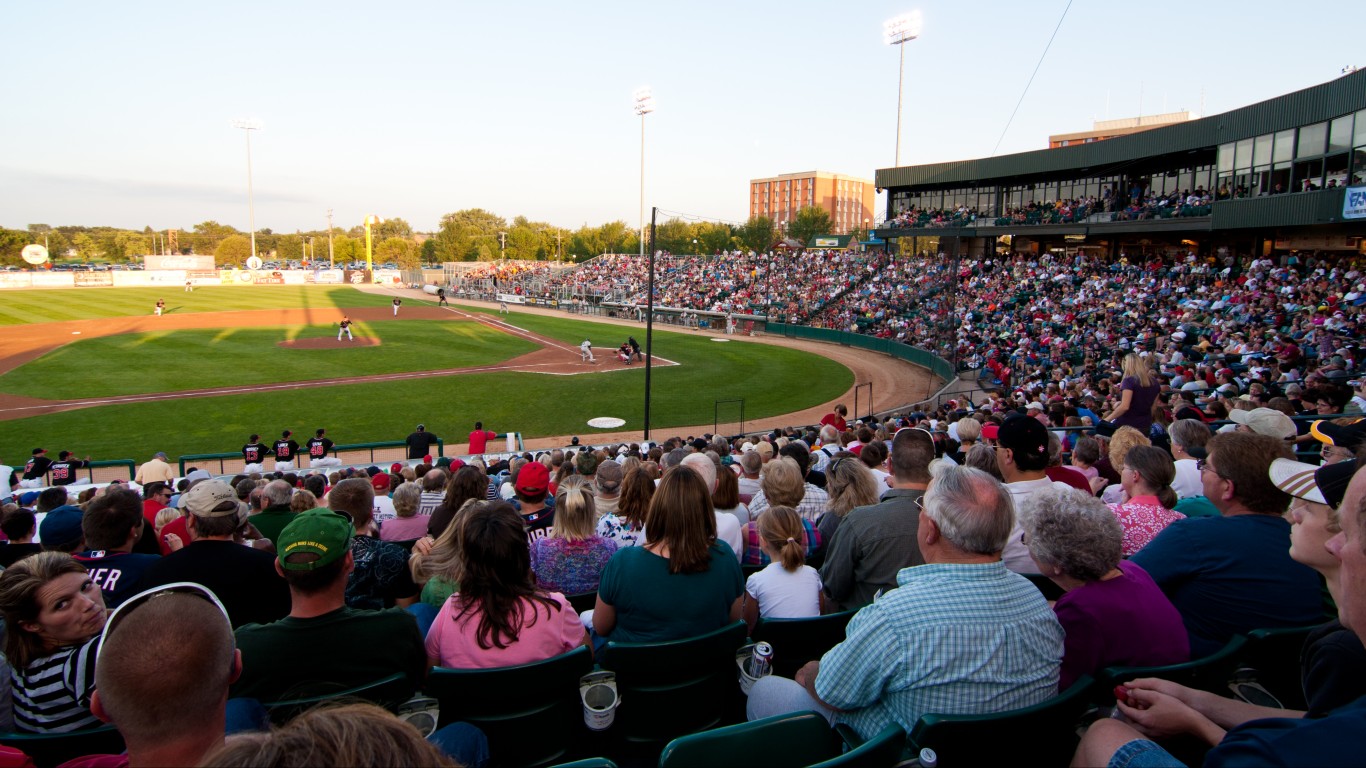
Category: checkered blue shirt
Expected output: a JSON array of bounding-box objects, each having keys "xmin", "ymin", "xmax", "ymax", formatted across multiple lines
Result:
[{"xmin": 814, "ymin": 561, "xmax": 1063, "ymax": 740}]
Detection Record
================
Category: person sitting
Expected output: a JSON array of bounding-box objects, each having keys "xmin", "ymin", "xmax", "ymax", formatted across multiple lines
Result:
[
  {"xmin": 0, "ymin": 507, "xmax": 42, "ymax": 568},
  {"xmin": 1107, "ymin": 445, "xmax": 1186, "ymax": 556},
  {"xmin": 743, "ymin": 505, "xmax": 823, "ymax": 631},
  {"xmin": 74, "ymin": 488, "xmax": 161, "ymax": 609},
  {"xmin": 329, "ymin": 478, "xmax": 419, "ymax": 610},
  {"xmin": 0, "ymin": 552, "xmax": 107, "ymax": 732},
  {"xmin": 1130, "ymin": 432, "xmax": 1324, "ymax": 658},
  {"xmin": 1018, "ymin": 486, "xmax": 1188, "ymax": 690},
  {"xmin": 592, "ymin": 466, "xmax": 744, "ymax": 644},
  {"xmin": 232, "ymin": 508, "xmax": 427, "ymax": 702},
  {"xmin": 380, "ymin": 482, "xmax": 429, "ymax": 543},
  {"xmin": 811, "ymin": 454, "xmax": 879, "ymax": 568},
  {"xmin": 595, "ymin": 466, "xmax": 653, "ymax": 548},
  {"xmin": 739, "ymin": 458, "xmax": 820, "ymax": 567},
  {"xmin": 746, "ymin": 464, "xmax": 1063, "ymax": 740},
  {"xmin": 427, "ymin": 465, "xmax": 490, "ymax": 539},
  {"xmin": 1167, "ymin": 418, "xmax": 1211, "ymax": 500},
  {"xmin": 248, "ymin": 480, "xmax": 296, "ymax": 544},
  {"xmin": 427, "ymin": 501, "xmax": 587, "ymax": 670},
  {"xmin": 529, "ymin": 479, "xmax": 617, "ymax": 595},
  {"xmin": 1073, "ymin": 462, "xmax": 1366, "ymax": 768}
]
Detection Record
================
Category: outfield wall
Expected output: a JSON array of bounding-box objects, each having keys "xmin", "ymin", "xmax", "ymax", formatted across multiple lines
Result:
[{"xmin": 0, "ymin": 269, "xmax": 407, "ymax": 290}]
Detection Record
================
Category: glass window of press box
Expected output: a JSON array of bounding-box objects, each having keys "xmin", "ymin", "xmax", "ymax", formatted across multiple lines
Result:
[{"xmin": 1217, "ymin": 109, "xmax": 1366, "ymax": 197}]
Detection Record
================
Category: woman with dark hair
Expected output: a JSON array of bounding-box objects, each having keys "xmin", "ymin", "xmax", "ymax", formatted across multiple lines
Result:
[
  {"xmin": 711, "ymin": 462, "xmax": 750, "ymax": 532},
  {"xmin": 426, "ymin": 501, "xmax": 587, "ymax": 669},
  {"xmin": 0, "ymin": 552, "xmax": 107, "ymax": 732},
  {"xmin": 1107, "ymin": 444, "xmax": 1184, "ymax": 556},
  {"xmin": 427, "ymin": 465, "xmax": 493, "ymax": 539},
  {"xmin": 593, "ymin": 467, "xmax": 744, "ymax": 643},
  {"xmin": 595, "ymin": 466, "xmax": 654, "ymax": 548}
]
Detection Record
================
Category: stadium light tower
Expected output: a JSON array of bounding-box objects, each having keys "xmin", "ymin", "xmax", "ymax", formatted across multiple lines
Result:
[
  {"xmin": 634, "ymin": 87, "xmax": 655, "ymax": 259},
  {"xmin": 231, "ymin": 119, "xmax": 263, "ymax": 260},
  {"xmin": 883, "ymin": 11, "xmax": 923, "ymax": 167}
]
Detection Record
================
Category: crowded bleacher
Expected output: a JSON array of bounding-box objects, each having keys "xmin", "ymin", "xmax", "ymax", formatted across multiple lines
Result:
[{"xmin": 3, "ymin": 239, "xmax": 1366, "ymax": 765}]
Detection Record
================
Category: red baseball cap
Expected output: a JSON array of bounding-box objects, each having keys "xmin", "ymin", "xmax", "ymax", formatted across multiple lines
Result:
[
  {"xmin": 981, "ymin": 424, "xmax": 1000, "ymax": 441},
  {"xmin": 390, "ymin": 463, "xmax": 403, "ymax": 474},
  {"xmin": 515, "ymin": 462, "xmax": 550, "ymax": 496}
]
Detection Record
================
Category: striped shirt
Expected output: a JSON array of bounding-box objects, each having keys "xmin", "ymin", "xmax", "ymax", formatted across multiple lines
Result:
[
  {"xmin": 12, "ymin": 637, "xmax": 101, "ymax": 733},
  {"xmin": 815, "ymin": 561, "xmax": 1063, "ymax": 740},
  {"xmin": 748, "ymin": 484, "xmax": 830, "ymax": 523}
]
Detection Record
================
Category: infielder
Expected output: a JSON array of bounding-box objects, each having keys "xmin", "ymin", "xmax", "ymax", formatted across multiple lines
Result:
[
  {"xmin": 392, "ymin": 298, "xmax": 402, "ymax": 316},
  {"xmin": 338, "ymin": 316, "xmax": 353, "ymax": 341},
  {"xmin": 437, "ymin": 287, "xmax": 448, "ymax": 306},
  {"xmin": 580, "ymin": 338, "xmax": 596, "ymax": 363},
  {"xmin": 154, "ymin": 299, "xmax": 165, "ymax": 316}
]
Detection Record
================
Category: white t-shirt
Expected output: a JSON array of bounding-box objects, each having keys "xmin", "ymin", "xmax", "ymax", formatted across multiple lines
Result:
[
  {"xmin": 373, "ymin": 494, "xmax": 397, "ymax": 525},
  {"xmin": 1172, "ymin": 458, "xmax": 1203, "ymax": 500},
  {"xmin": 1002, "ymin": 477, "xmax": 1073, "ymax": 574},
  {"xmin": 715, "ymin": 512, "xmax": 744, "ymax": 564},
  {"xmin": 745, "ymin": 562, "xmax": 822, "ymax": 620}
]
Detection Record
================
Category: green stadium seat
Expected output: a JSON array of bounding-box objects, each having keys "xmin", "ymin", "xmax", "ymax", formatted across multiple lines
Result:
[
  {"xmin": 0, "ymin": 725, "xmax": 126, "ymax": 768},
  {"xmin": 905, "ymin": 675, "xmax": 1094, "ymax": 767},
  {"xmin": 658, "ymin": 711, "xmax": 840, "ymax": 768},
  {"xmin": 426, "ymin": 645, "xmax": 594, "ymax": 768},
  {"xmin": 1232, "ymin": 625, "xmax": 1320, "ymax": 711},
  {"xmin": 751, "ymin": 610, "xmax": 858, "ymax": 679},
  {"xmin": 1098, "ymin": 635, "xmax": 1249, "ymax": 704},
  {"xmin": 566, "ymin": 591, "xmax": 599, "ymax": 614},
  {"xmin": 601, "ymin": 620, "xmax": 749, "ymax": 745},
  {"xmin": 262, "ymin": 672, "xmax": 415, "ymax": 725}
]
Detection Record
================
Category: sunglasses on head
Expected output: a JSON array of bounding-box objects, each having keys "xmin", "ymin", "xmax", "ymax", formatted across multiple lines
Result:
[{"xmin": 97, "ymin": 582, "xmax": 232, "ymax": 665}]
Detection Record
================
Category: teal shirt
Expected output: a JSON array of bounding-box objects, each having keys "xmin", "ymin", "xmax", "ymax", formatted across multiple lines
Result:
[
  {"xmin": 598, "ymin": 542, "xmax": 743, "ymax": 643},
  {"xmin": 1174, "ymin": 495, "xmax": 1220, "ymax": 519}
]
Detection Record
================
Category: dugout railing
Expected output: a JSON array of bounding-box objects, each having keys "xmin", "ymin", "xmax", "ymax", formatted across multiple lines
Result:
[{"xmin": 178, "ymin": 439, "xmax": 448, "ymax": 477}]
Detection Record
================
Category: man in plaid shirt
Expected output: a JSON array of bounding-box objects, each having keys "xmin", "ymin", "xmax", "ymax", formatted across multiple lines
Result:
[{"xmin": 747, "ymin": 464, "xmax": 1063, "ymax": 740}]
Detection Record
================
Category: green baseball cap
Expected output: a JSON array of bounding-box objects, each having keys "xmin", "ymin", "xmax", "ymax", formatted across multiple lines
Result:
[{"xmin": 277, "ymin": 508, "xmax": 354, "ymax": 571}]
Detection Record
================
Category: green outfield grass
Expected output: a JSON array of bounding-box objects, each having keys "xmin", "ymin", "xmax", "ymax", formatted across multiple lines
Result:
[
  {"xmin": 0, "ymin": 320, "xmax": 536, "ymax": 398},
  {"xmin": 0, "ymin": 308, "xmax": 853, "ymax": 459},
  {"xmin": 0, "ymin": 285, "xmax": 400, "ymax": 325}
]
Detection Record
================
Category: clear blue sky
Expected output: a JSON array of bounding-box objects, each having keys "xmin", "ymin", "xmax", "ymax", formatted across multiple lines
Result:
[{"xmin": 0, "ymin": 0, "xmax": 1354, "ymax": 235}]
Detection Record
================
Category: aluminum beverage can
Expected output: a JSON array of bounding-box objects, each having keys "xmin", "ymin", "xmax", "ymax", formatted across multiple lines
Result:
[{"xmin": 751, "ymin": 642, "xmax": 774, "ymax": 678}]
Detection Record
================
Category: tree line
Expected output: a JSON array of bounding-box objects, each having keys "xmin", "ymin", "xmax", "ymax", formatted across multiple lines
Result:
[{"xmin": 0, "ymin": 205, "xmax": 848, "ymax": 269}]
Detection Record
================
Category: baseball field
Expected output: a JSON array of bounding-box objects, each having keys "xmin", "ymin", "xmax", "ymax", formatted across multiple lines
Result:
[{"xmin": 0, "ymin": 284, "xmax": 902, "ymax": 462}]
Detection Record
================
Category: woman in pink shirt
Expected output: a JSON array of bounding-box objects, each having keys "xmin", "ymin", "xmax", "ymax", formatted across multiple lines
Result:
[
  {"xmin": 426, "ymin": 501, "xmax": 587, "ymax": 669},
  {"xmin": 1107, "ymin": 445, "xmax": 1185, "ymax": 556}
]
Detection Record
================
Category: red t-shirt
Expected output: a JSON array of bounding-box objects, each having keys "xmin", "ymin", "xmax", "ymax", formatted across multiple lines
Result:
[
  {"xmin": 142, "ymin": 498, "xmax": 167, "ymax": 526},
  {"xmin": 158, "ymin": 516, "xmax": 190, "ymax": 556},
  {"xmin": 469, "ymin": 429, "xmax": 496, "ymax": 454},
  {"xmin": 819, "ymin": 413, "xmax": 847, "ymax": 433}
]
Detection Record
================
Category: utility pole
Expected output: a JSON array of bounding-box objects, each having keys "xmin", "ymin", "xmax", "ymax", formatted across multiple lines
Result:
[
  {"xmin": 327, "ymin": 209, "xmax": 335, "ymax": 268},
  {"xmin": 555, "ymin": 230, "xmax": 563, "ymax": 262},
  {"xmin": 499, "ymin": 231, "xmax": 507, "ymax": 260}
]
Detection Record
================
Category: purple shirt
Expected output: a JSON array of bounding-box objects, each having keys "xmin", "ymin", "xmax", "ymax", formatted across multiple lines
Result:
[
  {"xmin": 1114, "ymin": 376, "xmax": 1160, "ymax": 432},
  {"xmin": 1053, "ymin": 560, "xmax": 1189, "ymax": 689}
]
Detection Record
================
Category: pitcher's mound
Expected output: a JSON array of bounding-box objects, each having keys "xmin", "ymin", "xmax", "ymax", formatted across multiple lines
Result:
[{"xmin": 278, "ymin": 337, "xmax": 380, "ymax": 349}]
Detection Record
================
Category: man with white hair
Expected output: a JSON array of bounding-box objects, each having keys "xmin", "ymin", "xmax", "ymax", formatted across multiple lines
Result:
[
  {"xmin": 747, "ymin": 464, "xmax": 1063, "ymax": 740},
  {"xmin": 680, "ymin": 452, "xmax": 744, "ymax": 561}
]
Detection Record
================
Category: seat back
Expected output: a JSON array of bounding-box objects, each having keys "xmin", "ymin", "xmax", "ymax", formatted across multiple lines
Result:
[
  {"xmin": 426, "ymin": 645, "xmax": 594, "ymax": 768},
  {"xmin": 1236, "ymin": 625, "xmax": 1319, "ymax": 711},
  {"xmin": 1023, "ymin": 573, "xmax": 1065, "ymax": 603},
  {"xmin": 806, "ymin": 723, "xmax": 904, "ymax": 768},
  {"xmin": 658, "ymin": 711, "xmax": 839, "ymax": 768},
  {"xmin": 263, "ymin": 672, "xmax": 415, "ymax": 725},
  {"xmin": 566, "ymin": 591, "xmax": 599, "ymax": 615},
  {"xmin": 1098, "ymin": 635, "xmax": 1249, "ymax": 703},
  {"xmin": 752, "ymin": 610, "xmax": 858, "ymax": 679},
  {"xmin": 0, "ymin": 725, "xmax": 126, "ymax": 768},
  {"xmin": 907, "ymin": 676, "xmax": 1094, "ymax": 768},
  {"xmin": 602, "ymin": 621, "xmax": 748, "ymax": 744}
]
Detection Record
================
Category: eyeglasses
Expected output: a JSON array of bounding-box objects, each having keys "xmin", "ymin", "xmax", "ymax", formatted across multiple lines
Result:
[
  {"xmin": 97, "ymin": 582, "xmax": 231, "ymax": 664},
  {"xmin": 1196, "ymin": 458, "xmax": 1226, "ymax": 479}
]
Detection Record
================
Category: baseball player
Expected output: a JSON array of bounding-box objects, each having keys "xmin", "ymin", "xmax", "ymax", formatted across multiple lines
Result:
[
  {"xmin": 154, "ymin": 299, "xmax": 165, "ymax": 316},
  {"xmin": 49, "ymin": 451, "xmax": 91, "ymax": 487},
  {"xmin": 392, "ymin": 298, "xmax": 402, "ymax": 316},
  {"xmin": 185, "ymin": 279, "xmax": 193, "ymax": 293},
  {"xmin": 338, "ymin": 316, "xmax": 353, "ymax": 341},
  {"xmin": 499, "ymin": 297, "xmax": 509, "ymax": 314},
  {"xmin": 437, "ymin": 287, "xmax": 448, "ymax": 306},
  {"xmin": 241, "ymin": 434, "xmax": 269, "ymax": 473},
  {"xmin": 18, "ymin": 448, "xmax": 53, "ymax": 489},
  {"xmin": 580, "ymin": 338, "xmax": 596, "ymax": 363},
  {"xmin": 307, "ymin": 428, "xmax": 341, "ymax": 467},
  {"xmin": 272, "ymin": 430, "xmax": 300, "ymax": 472}
]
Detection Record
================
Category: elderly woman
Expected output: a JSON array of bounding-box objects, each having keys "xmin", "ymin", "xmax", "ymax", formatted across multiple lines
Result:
[
  {"xmin": 0, "ymin": 552, "xmax": 108, "ymax": 732},
  {"xmin": 530, "ymin": 478, "xmax": 617, "ymax": 595},
  {"xmin": 381, "ymin": 482, "xmax": 430, "ymax": 542},
  {"xmin": 1166, "ymin": 418, "xmax": 1211, "ymax": 500},
  {"xmin": 1018, "ymin": 486, "xmax": 1188, "ymax": 690},
  {"xmin": 1107, "ymin": 445, "xmax": 1185, "ymax": 556}
]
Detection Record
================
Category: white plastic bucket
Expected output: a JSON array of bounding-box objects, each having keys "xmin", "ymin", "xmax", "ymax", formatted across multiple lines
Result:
[{"xmin": 580, "ymin": 671, "xmax": 620, "ymax": 731}]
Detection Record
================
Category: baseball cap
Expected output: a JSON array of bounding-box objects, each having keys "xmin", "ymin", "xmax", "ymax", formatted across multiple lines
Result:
[
  {"xmin": 371, "ymin": 473, "xmax": 390, "ymax": 492},
  {"xmin": 180, "ymin": 480, "xmax": 247, "ymax": 518},
  {"xmin": 596, "ymin": 460, "xmax": 623, "ymax": 494},
  {"xmin": 996, "ymin": 415, "xmax": 1049, "ymax": 465},
  {"xmin": 31, "ymin": 448, "xmax": 46, "ymax": 456},
  {"xmin": 390, "ymin": 462, "xmax": 404, "ymax": 474},
  {"xmin": 364, "ymin": 466, "xmax": 381, "ymax": 477},
  {"xmin": 58, "ymin": 451, "xmax": 72, "ymax": 460},
  {"xmin": 186, "ymin": 469, "xmax": 212, "ymax": 483},
  {"xmin": 755, "ymin": 442, "xmax": 774, "ymax": 459},
  {"xmin": 515, "ymin": 462, "xmax": 550, "ymax": 496},
  {"xmin": 575, "ymin": 451, "xmax": 600, "ymax": 476},
  {"xmin": 1025, "ymin": 402, "xmax": 1044, "ymax": 412},
  {"xmin": 18, "ymin": 491, "xmax": 40, "ymax": 506},
  {"xmin": 1310, "ymin": 419, "xmax": 1366, "ymax": 449},
  {"xmin": 1269, "ymin": 457, "xmax": 1357, "ymax": 509},
  {"xmin": 981, "ymin": 423, "xmax": 1000, "ymax": 441},
  {"xmin": 39, "ymin": 506, "xmax": 84, "ymax": 549},
  {"xmin": 277, "ymin": 509, "xmax": 355, "ymax": 571},
  {"xmin": 1228, "ymin": 408, "xmax": 1296, "ymax": 440}
]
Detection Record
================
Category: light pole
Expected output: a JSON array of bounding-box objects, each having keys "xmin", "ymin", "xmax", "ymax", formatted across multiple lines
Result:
[
  {"xmin": 883, "ymin": 11, "xmax": 923, "ymax": 167},
  {"xmin": 231, "ymin": 119, "xmax": 263, "ymax": 260},
  {"xmin": 634, "ymin": 87, "xmax": 655, "ymax": 259},
  {"xmin": 364, "ymin": 215, "xmax": 380, "ymax": 273}
]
